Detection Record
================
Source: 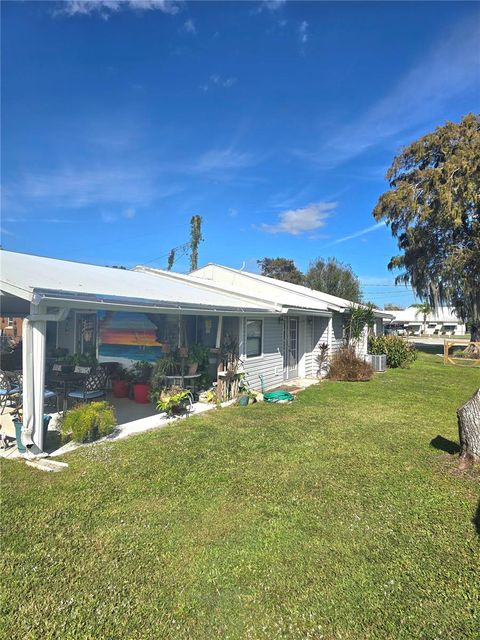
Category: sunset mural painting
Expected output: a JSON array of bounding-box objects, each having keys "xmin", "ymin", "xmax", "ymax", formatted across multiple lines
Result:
[{"xmin": 98, "ymin": 311, "xmax": 163, "ymax": 362}]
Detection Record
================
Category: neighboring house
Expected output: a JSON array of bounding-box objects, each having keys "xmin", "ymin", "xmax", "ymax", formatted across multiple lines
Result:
[
  {"xmin": 386, "ymin": 306, "xmax": 466, "ymax": 336},
  {"xmin": 0, "ymin": 250, "xmax": 389, "ymax": 452},
  {"xmin": 0, "ymin": 316, "xmax": 23, "ymax": 342}
]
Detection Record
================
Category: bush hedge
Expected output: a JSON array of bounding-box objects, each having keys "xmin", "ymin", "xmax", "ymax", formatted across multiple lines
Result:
[
  {"xmin": 328, "ymin": 346, "xmax": 374, "ymax": 382},
  {"xmin": 368, "ymin": 335, "xmax": 417, "ymax": 368}
]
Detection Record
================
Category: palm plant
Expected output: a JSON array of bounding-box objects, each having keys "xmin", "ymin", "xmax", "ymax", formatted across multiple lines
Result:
[{"xmin": 411, "ymin": 302, "xmax": 432, "ymax": 335}]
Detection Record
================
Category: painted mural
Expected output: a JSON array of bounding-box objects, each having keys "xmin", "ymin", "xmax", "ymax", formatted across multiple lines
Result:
[{"xmin": 98, "ymin": 311, "xmax": 163, "ymax": 362}]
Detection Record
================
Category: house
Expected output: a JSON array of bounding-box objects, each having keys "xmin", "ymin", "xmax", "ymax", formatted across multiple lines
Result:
[
  {"xmin": 0, "ymin": 316, "xmax": 23, "ymax": 343},
  {"xmin": 386, "ymin": 306, "xmax": 466, "ymax": 336},
  {"xmin": 0, "ymin": 250, "xmax": 388, "ymax": 453},
  {"xmin": 137, "ymin": 263, "xmax": 389, "ymax": 390}
]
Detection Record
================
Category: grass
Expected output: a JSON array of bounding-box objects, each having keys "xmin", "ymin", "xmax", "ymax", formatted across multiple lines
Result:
[{"xmin": 1, "ymin": 353, "xmax": 479, "ymax": 640}]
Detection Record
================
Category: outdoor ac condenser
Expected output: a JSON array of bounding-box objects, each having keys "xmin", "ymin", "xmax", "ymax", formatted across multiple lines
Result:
[{"xmin": 365, "ymin": 354, "xmax": 387, "ymax": 372}]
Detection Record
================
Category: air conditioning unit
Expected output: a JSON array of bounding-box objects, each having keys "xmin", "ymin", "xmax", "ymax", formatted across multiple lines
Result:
[{"xmin": 365, "ymin": 354, "xmax": 387, "ymax": 372}]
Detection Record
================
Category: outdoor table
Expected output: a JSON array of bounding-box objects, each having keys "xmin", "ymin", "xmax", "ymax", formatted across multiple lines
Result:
[
  {"xmin": 163, "ymin": 374, "xmax": 202, "ymax": 394},
  {"xmin": 47, "ymin": 372, "xmax": 88, "ymax": 412}
]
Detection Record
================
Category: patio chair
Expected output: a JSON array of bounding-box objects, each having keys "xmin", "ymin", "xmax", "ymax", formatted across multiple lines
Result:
[
  {"xmin": 7, "ymin": 371, "xmax": 60, "ymax": 414},
  {"xmin": 0, "ymin": 370, "xmax": 22, "ymax": 415},
  {"xmin": 67, "ymin": 368, "xmax": 107, "ymax": 405}
]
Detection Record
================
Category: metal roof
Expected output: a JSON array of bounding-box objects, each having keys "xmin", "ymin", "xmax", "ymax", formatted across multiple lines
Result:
[
  {"xmin": 0, "ymin": 251, "xmax": 276, "ymax": 315},
  {"xmin": 189, "ymin": 263, "xmax": 388, "ymax": 316},
  {"xmin": 136, "ymin": 265, "xmax": 333, "ymax": 315}
]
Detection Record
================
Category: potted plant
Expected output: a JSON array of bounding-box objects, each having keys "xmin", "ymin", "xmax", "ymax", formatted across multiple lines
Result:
[
  {"xmin": 130, "ymin": 361, "xmax": 153, "ymax": 404},
  {"xmin": 187, "ymin": 343, "xmax": 209, "ymax": 375},
  {"xmin": 156, "ymin": 386, "xmax": 192, "ymax": 417},
  {"xmin": 179, "ymin": 346, "xmax": 188, "ymax": 359},
  {"xmin": 111, "ymin": 365, "xmax": 130, "ymax": 398},
  {"xmin": 55, "ymin": 353, "xmax": 75, "ymax": 374},
  {"xmin": 238, "ymin": 388, "xmax": 257, "ymax": 406}
]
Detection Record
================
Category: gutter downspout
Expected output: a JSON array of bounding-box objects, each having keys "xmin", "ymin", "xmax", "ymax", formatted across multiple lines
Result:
[{"xmin": 22, "ymin": 306, "xmax": 69, "ymax": 455}]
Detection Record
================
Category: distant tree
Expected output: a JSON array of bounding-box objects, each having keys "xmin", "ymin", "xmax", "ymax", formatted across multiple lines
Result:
[
  {"xmin": 107, "ymin": 265, "xmax": 127, "ymax": 269},
  {"xmin": 257, "ymin": 257, "xmax": 304, "ymax": 285},
  {"xmin": 373, "ymin": 114, "xmax": 480, "ymax": 346},
  {"xmin": 384, "ymin": 303, "xmax": 404, "ymax": 311},
  {"xmin": 189, "ymin": 215, "xmax": 203, "ymax": 272},
  {"xmin": 304, "ymin": 257, "xmax": 361, "ymax": 303},
  {"xmin": 411, "ymin": 302, "xmax": 432, "ymax": 335}
]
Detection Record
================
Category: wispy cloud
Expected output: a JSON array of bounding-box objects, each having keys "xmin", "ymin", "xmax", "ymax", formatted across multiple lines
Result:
[
  {"xmin": 299, "ymin": 20, "xmax": 308, "ymax": 44},
  {"xmin": 325, "ymin": 222, "xmax": 387, "ymax": 247},
  {"xmin": 102, "ymin": 207, "xmax": 136, "ymax": 223},
  {"xmin": 1, "ymin": 226, "xmax": 16, "ymax": 238},
  {"xmin": 182, "ymin": 18, "xmax": 196, "ymax": 35},
  {"xmin": 253, "ymin": 0, "xmax": 286, "ymax": 14},
  {"xmin": 53, "ymin": 0, "xmax": 180, "ymax": 19},
  {"xmin": 6, "ymin": 167, "xmax": 179, "ymax": 210},
  {"xmin": 297, "ymin": 16, "xmax": 480, "ymax": 168},
  {"xmin": 261, "ymin": 202, "xmax": 336, "ymax": 235},
  {"xmin": 200, "ymin": 74, "xmax": 237, "ymax": 92},
  {"xmin": 2, "ymin": 216, "xmax": 81, "ymax": 224},
  {"xmin": 190, "ymin": 147, "xmax": 253, "ymax": 174}
]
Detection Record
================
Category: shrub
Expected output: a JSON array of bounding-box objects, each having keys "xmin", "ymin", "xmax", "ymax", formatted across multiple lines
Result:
[
  {"xmin": 328, "ymin": 346, "xmax": 374, "ymax": 381},
  {"xmin": 368, "ymin": 335, "xmax": 417, "ymax": 368},
  {"xmin": 59, "ymin": 401, "xmax": 117, "ymax": 443}
]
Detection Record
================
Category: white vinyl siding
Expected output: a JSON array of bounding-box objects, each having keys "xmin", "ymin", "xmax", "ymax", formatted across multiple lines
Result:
[
  {"xmin": 331, "ymin": 312, "xmax": 345, "ymax": 353},
  {"xmin": 241, "ymin": 316, "xmax": 284, "ymax": 391},
  {"xmin": 304, "ymin": 316, "xmax": 330, "ymax": 377}
]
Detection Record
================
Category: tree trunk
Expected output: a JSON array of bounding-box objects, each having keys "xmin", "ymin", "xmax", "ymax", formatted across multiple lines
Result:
[
  {"xmin": 466, "ymin": 321, "xmax": 480, "ymax": 358},
  {"xmin": 457, "ymin": 388, "xmax": 480, "ymax": 465}
]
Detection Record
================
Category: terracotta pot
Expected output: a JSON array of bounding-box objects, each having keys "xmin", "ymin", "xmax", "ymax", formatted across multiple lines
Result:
[
  {"xmin": 188, "ymin": 362, "xmax": 198, "ymax": 375},
  {"xmin": 133, "ymin": 383, "xmax": 151, "ymax": 404},
  {"xmin": 112, "ymin": 379, "xmax": 129, "ymax": 398}
]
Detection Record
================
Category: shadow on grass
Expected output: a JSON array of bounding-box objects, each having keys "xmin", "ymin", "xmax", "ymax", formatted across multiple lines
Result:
[
  {"xmin": 474, "ymin": 500, "xmax": 480, "ymax": 538},
  {"xmin": 414, "ymin": 342, "xmax": 444, "ymax": 355},
  {"xmin": 430, "ymin": 435, "xmax": 460, "ymax": 455}
]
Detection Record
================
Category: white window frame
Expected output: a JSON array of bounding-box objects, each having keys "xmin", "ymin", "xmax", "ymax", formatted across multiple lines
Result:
[{"xmin": 245, "ymin": 318, "xmax": 263, "ymax": 359}]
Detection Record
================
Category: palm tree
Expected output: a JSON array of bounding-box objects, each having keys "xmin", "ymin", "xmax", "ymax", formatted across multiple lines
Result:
[{"xmin": 411, "ymin": 302, "xmax": 433, "ymax": 335}]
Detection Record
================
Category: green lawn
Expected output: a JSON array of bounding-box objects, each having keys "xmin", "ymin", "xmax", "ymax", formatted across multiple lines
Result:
[{"xmin": 2, "ymin": 353, "xmax": 479, "ymax": 640}]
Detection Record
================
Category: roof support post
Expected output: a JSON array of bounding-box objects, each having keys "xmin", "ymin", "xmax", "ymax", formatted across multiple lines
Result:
[
  {"xmin": 22, "ymin": 306, "xmax": 69, "ymax": 454},
  {"xmin": 327, "ymin": 316, "xmax": 333, "ymax": 354},
  {"xmin": 216, "ymin": 315, "xmax": 223, "ymax": 349},
  {"xmin": 22, "ymin": 306, "xmax": 47, "ymax": 454}
]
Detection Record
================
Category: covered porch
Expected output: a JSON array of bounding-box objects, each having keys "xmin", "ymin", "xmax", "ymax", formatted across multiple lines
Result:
[{"xmin": 0, "ymin": 250, "xmax": 277, "ymax": 455}]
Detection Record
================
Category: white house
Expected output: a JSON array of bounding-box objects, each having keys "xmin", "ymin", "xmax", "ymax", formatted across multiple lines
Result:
[
  {"xmin": 386, "ymin": 305, "xmax": 466, "ymax": 336},
  {"xmin": 0, "ymin": 250, "xmax": 389, "ymax": 453}
]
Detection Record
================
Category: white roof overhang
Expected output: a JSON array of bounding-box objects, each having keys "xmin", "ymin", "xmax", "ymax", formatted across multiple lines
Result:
[{"xmin": 0, "ymin": 251, "xmax": 277, "ymax": 316}]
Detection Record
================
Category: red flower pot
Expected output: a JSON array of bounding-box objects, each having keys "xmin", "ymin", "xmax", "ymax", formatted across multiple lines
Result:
[
  {"xmin": 112, "ymin": 379, "xmax": 129, "ymax": 398},
  {"xmin": 133, "ymin": 383, "xmax": 151, "ymax": 404}
]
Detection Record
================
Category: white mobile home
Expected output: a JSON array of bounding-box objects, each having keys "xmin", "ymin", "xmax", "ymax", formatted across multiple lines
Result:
[{"xmin": 1, "ymin": 251, "xmax": 387, "ymax": 453}]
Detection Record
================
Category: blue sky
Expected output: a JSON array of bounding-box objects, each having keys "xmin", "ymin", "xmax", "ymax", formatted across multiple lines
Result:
[{"xmin": 1, "ymin": 1, "xmax": 479, "ymax": 307}]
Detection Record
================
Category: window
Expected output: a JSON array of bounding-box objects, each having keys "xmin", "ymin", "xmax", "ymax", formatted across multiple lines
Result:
[
  {"xmin": 246, "ymin": 319, "xmax": 262, "ymax": 358},
  {"xmin": 6, "ymin": 317, "xmax": 13, "ymax": 328}
]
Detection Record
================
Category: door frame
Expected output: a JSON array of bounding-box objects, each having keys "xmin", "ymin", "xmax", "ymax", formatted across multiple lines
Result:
[{"xmin": 283, "ymin": 316, "xmax": 299, "ymax": 380}]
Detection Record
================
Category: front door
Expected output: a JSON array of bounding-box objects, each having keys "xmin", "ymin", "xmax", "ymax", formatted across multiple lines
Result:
[{"xmin": 284, "ymin": 317, "xmax": 299, "ymax": 380}]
